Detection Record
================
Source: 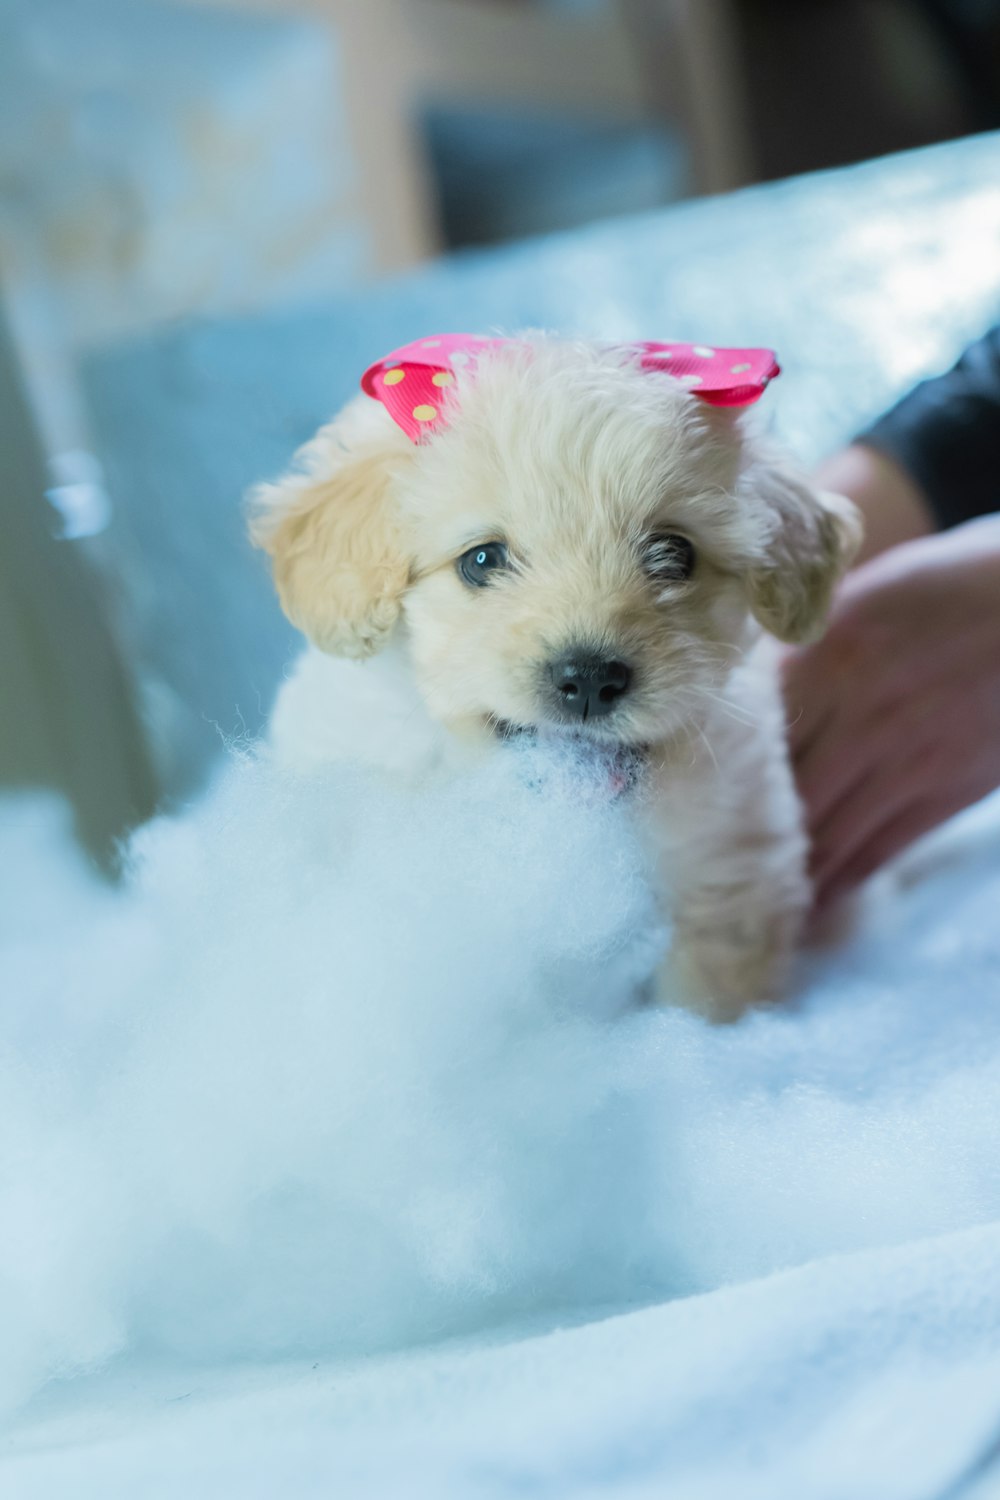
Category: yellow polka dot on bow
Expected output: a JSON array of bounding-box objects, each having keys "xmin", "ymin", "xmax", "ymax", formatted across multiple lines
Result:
[
  {"xmin": 431, "ymin": 372, "xmax": 454, "ymax": 387},
  {"xmin": 413, "ymin": 404, "xmax": 437, "ymax": 422},
  {"xmin": 383, "ymin": 368, "xmax": 405, "ymax": 385}
]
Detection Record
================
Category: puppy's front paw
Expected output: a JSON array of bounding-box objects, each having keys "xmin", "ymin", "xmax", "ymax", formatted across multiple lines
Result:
[{"xmin": 660, "ymin": 904, "xmax": 806, "ymax": 1022}]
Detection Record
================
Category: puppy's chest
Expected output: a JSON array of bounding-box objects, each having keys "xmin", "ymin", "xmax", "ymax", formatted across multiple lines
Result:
[{"xmin": 636, "ymin": 648, "xmax": 796, "ymax": 877}]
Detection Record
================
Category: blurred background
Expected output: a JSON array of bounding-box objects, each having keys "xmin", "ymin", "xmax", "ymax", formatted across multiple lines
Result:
[{"xmin": 2, "ymin": 0, "xmax": 1000, "ymax": 862}]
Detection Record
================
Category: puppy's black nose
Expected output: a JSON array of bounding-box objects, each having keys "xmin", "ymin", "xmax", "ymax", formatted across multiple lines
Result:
[{"xmin": 549, "ymin": 654, "xmax": 632, "ymax": 720}]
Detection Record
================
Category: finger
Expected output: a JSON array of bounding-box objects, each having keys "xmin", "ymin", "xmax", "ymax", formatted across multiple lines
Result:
[
  {"xmin": 788, "ymin": 699, "xmax": 834, "ymax": 766},
  {"xmin": 782, "ymin": 645, "xmax": 835, "ymax": 759},
  {"xmin": 784, "ymin": 572, "xmax": 893, "ymax": 759},
  {"xmin": 811, "ymin": 772, "xmax": 916, "ymax": 893},
  {"xmin": 815, "ymin": 744, "xmax": 929, "ymax": 882},
  {"xmin": 807, "ymin": 688, "xmax": 955, "ymax": 866},
  {"xmin": 796, "ymin": 727, "xmax": 869, "ymax": 837},
  {"xmin": 814, "ymin": 796, "xmax": 951, "ymax": 911},
  {"xmin": 794, "ymin": 700, "xmax": 904, "ymax": 838},
  {"xmin": 796, "ymin": 667, "xmax": 936, "ymax": 837}
]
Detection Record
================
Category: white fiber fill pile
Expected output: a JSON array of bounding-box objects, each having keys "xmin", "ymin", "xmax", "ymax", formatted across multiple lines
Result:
[
  {"xmin": 0, "ymin": 744, "xmax": 666, "ymax": 1410},
  {"xmin": 3, "ymin": 745, "xmax": 1000, "ymax": 1495}
]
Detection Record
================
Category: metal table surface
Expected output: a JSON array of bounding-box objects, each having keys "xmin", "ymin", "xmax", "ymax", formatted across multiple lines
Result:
[{"xmin": 80, "ymin": 131, "xmax": 1000, "ymax": 800}]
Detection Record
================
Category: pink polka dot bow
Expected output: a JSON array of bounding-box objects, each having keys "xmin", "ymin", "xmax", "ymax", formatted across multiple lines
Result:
[{"xmin": 361, "ymin": 334, "xmax": 781, "ymax": 444}]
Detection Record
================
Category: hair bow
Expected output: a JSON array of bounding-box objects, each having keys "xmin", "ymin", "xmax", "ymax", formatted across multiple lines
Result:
[{"xmin": 361, "ymin": 334, "xmax": 780, "ymax": 444}]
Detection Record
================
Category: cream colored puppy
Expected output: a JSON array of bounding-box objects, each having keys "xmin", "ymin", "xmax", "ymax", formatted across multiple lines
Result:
[{"xmin": 250, "ymin": 336, "xmax": 860, "ymax": 1020}]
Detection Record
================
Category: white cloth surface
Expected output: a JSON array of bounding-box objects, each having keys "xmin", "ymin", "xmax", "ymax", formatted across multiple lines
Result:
[{"xmin": 3, "ymin": 752, "xmax": 1000, "ymax": 1499}]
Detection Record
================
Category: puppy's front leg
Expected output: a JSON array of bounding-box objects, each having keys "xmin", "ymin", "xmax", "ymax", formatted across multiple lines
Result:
[
  {"xmin": 648, "ymin": 663, "xmax": 810, "ymax": 1022},
  {"xmin": 665, "ymin": 868, "xmax": 808, "ymax": 1022}
]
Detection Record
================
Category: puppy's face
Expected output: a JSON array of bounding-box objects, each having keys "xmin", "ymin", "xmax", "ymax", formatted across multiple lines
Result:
[
  {"xmin": 400, "ymin": 347, "xmax": 758, "ymax": 748},
  {"xmin": 252, "ymin": 341, "xmax": 860, "ymax": 750}
]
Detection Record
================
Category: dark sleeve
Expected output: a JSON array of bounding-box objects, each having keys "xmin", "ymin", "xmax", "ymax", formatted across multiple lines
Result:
[{"xmin": 858, "ymin": 325, "xmax": 1000, "ymax": 529}]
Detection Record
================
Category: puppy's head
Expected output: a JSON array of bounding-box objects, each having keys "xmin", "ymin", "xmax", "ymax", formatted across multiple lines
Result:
[{"xmin": 251, "ymin": 339, "xmax": 860, "ymax": 747}]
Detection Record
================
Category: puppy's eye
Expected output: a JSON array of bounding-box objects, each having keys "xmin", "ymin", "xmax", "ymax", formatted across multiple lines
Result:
[
  {"xmin": 458, "ymin": 541, "xmax": 510, "ymax": 589},
  {"xmin": 641, "ymin": 533, "xmax": 696, "ymax": 583}
]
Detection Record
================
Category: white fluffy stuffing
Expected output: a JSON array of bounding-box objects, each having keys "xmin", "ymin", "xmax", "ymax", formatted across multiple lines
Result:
[{"xmin": 2, "ymin": 747, "xmax": 1000, "ymax": 1418}]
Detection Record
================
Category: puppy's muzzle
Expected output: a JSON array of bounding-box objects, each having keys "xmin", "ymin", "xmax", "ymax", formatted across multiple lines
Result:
[{"xmin": 548, "ymin": 652, "xmax": 632, "ymax": 722}]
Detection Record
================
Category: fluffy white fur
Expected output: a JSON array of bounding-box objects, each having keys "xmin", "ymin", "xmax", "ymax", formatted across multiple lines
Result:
[{"xmin": 250, "ymin": 337, "xmax": 861, "ymax": 1019}]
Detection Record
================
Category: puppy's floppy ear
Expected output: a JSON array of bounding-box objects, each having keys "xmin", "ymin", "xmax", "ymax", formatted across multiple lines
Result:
[
  {"xmin": 742, "ymin": 456, "xmax": 863, "ymax": 644},
  {"xmin": 249, "ymin": 398, "xmax": 413, "ymax": 659}
]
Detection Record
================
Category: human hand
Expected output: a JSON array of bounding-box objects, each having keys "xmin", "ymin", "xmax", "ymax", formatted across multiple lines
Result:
[{"xmin": 783, "ymin": 515, "xmax": 1000, "ymax": 914}]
